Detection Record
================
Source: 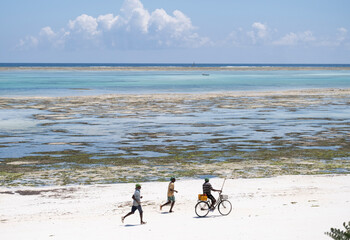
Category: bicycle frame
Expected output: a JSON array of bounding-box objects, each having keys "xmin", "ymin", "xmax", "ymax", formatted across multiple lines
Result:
[
  {"xmin": 206, "ymin": 193, "xmax": 225, "ymax": 210},
  {"xmin": 195, "ymin": 192, "xmax": 232, "ymax": 217},
  {"xmin": 206, "ymin": 178, "xmax": 227, "ymax": 210},
  {"xmin": 195, "ymin": 178, "xmax": 232, "ymax": 217}
]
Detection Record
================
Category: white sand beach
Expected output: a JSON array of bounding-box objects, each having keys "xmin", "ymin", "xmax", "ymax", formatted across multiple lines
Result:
[{"xmin": 1, "ymin": 174, "xmax": 349, "ymax": 240}]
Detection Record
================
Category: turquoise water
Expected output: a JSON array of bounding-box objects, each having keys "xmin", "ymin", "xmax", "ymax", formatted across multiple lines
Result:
[
  {"xmin": 1, "ymin": 70, "xmax": 350, "ymax": 97},
  {"xmin": 0, "ymin": 69, "xmax": 349, "ymax": 160}
]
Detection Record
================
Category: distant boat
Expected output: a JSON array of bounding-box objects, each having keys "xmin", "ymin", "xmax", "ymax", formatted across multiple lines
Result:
[{"xmin": 202, "ymin": 73, "xmax": 210, "ymax": 76}]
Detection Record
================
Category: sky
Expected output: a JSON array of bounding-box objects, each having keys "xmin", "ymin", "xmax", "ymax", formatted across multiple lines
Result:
[{"xmin": 0, "ymin": 0, "xmax": 349, "ymax": 63}]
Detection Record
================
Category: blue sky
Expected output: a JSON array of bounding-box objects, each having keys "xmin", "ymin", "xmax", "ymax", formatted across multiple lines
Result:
[{"xmin": 0, "ymin": 0, "xmax": 349, "ymax": 63}]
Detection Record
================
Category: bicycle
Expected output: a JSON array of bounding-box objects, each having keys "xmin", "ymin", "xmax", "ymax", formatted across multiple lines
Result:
[{"xmin": 195, "ymin": 179, "xmax": 232, "ymax": 217}]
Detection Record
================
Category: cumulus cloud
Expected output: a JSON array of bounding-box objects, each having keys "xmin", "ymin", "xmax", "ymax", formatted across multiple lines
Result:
[
  {"xmin": 273, "ymin": 31, "xmax": 316, "ymax": 46},
  {"xmin": 246, "ymin": 22, "xmax": 271, "ymax": 44},
  {"xmin": 336, "ymin": 27, "xmax": 347, "ymax": 43},
  {"xmin": 148, "ymin": 9, "xmax": 209, "ymax": 47},
  {"xmin": 315, "ymin": 27, "xmax": 349, "ymax": 48},
  {"xmin": 68, "ymin": 14, "xmax": 100, "ymax": 37},
  {"xmin": 252, "ymin": 22, "xmax": 268, "ymax": 39},
  {"xmin": 18, "ymin": 36, "xmax": 38, "ymax": 49},
  {"xmin": 97, "ymin": 14, "xmax": 119, "ymax": 31},
  {"xmin": 225, "ymin": 23, "xmax": 271, "ymax": 46},
  {"xmin": 222, "ymin": 22, "xmax": 350, "ymax": 50},
  {"xmin": 39, "ymin": 27, "xmax": 56, "ymax": 38},
  {"xmin": 17, "ymin": 1, "xmax": 349, "ymax": 52},
  {"xmin": 18, "ymin": 0, "xmax": 207, "ymax": 50},
  {"xmin": 120, "ymin": 0, "xmax": 150, "ymax": 33}
]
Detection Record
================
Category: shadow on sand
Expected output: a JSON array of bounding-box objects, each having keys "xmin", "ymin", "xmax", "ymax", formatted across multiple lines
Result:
[
  {"xmin": 193, "ymin": 214, "xmax": 223, "ymax": 219},
  {"xmin": 160, "ymin": 212, "xmax": 173, "ymax": 215},
  {"xmin": 124, "ymin": 224, "xmax": 140, "ymax": 227}
]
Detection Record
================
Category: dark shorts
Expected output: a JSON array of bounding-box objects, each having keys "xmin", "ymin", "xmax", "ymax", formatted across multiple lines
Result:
[
  {"xmin": 131, "ymin": 205, "xmax": 143, "ymax": 213},
  {"xmin": 168, "ymin": 196, "xmax": 175, "ymax": 202},
  {"xmin": 205, "ymin": 193, "xmax": 216, "ymax": 204}
]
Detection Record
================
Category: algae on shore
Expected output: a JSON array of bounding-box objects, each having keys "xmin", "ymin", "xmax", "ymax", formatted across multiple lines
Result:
[{"xmin": 0, "ymin": 89, "xmax": 349, "ymax": 186}]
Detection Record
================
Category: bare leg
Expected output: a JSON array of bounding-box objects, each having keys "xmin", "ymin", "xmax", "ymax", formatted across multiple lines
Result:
[
  {"xmin": 160, "ymin": 201, "xmax": 170, "ymax": 210},
  {"xmin": 140, "ymin": 212, "xmax": 146, "ymax": 224},
  {"xmin": 121, "ymin": 212, "xmax": 134, "ymax": 223},
  {"xmin": 169, "ymin": 201, "xmax": 175, "ymax": 212}
]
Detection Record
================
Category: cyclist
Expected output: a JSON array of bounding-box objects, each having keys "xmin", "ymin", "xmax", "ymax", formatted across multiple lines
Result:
[{"xmin": 203, "ymin": 178, "xmax": 221, "ymax": 209}]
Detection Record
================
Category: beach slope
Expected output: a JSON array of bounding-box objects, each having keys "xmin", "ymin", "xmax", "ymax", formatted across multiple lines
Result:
[{"xmin": 1, "ymin": 174, "xmax": 349, "ymax": 239}]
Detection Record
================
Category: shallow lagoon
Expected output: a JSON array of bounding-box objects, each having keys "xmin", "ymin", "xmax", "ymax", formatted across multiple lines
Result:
[
  {"xmin": 1, "ymin": 70, "xmax": 350, "ymax": 96},
  {"xmin": 0, "ymin": 70, "xmax": 350, "ymax": 185},
  {"xmin": 0, "ymin": 94, "xmax": 348, "ymax": 159}
]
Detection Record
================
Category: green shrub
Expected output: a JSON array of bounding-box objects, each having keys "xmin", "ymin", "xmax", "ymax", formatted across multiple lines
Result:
[{"xmin": 325, "ymin": 221, "xmax": 350, "ymax": 240}]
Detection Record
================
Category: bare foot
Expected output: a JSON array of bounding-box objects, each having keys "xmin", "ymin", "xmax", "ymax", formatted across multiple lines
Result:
[
  {"xmin": 141, "ymin": 221, "xmax": 147, "ymax": 224},
  {"xmin": 169, "ymin": 210, "xmax": 174, "ymax": 213},
  {"xmin": 160, "ymin": 205, "xmax": 162, "ymax": 211},
  {"xmin": 121, "ymin": 217, "xmax": 125, "ymax": 223}
]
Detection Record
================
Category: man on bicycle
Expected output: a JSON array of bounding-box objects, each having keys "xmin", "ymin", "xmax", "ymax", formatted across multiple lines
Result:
[{"xmin": 203, "ymin": 178, "xmax": 221, "ymax": 209}]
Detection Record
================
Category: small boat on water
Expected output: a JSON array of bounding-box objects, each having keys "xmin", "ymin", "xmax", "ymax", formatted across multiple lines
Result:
[{"xmin": 202, "ymin": 73, "xmax": 210, "ymax": 76}]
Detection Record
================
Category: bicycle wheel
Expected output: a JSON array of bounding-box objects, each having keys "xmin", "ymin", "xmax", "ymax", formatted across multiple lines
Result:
[
  {"xmin": 218, "ymin": 200, "xmax": 232, "ymax": 216},
  {"xmin": 195, "ymin": 201, "xmax": 210, "ymax": 217}
]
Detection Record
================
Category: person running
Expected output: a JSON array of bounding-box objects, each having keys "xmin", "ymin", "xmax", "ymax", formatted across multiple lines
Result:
[
  {"xmin": 203, "ymin": 178, "xmax": 221, "ymax": 209},
  {"xmin": 121, "ymin": 184, "xmax": 146, "ymax": 224},
  {"xmin": 160, "ymin": 177, "xmax": 178, "ymax": 213}
]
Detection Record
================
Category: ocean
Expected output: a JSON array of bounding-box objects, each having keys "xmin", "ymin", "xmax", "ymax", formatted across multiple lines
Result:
[{"xmin": 1, "ymin": 64, "xmax": 350, "ymax": 97}]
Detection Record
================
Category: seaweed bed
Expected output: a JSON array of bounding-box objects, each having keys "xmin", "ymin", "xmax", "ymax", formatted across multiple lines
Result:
[{"xmin": 0, "ymin": 89, "xmax": 349, "ymax": 186}]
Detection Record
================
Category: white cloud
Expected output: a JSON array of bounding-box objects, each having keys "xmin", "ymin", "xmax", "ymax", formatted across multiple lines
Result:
[
  {"xmin": 17, "ymin": 36, "xmax": 38, "ymax": 49},
  {"xmin": 37, "ymin": 26, "xmax": 67, "ymax": 49},
  {"xmin": 68, "ymin": 14, "xmax": 100, "ymax": 37},
  {"xmin": 336, "ymin": 27, "xmax": 350, "ymax": 49},
  {"xmin": 39, "ymin": 27, "xmax": 56, "ymax": 38},
  {"xmin": 18, "ymin": 0, "xmax": 207, "ymax": 50},
  {"xmin": 246, "ymin": 22, "xmax": 270, "ymax": 44},
  {"xmin": 299, "ymin": 31, "xmax": 316, "ymax": 42},
  {"xmin": 97, "ymin": 14, "xmax": 120, "ymax": 30},
  {"xmin": 252, "ymin": 22, "xmax": 268, "ymax": 39},
  {"xmin": 18, "ymin": 1, "xmax": 348, "ymax": 52},
  {"xmin": 120, "ymin": 0, "xmax": 150, "ymax": 33},
  {"xmin": 148, "ymin": 9, "xmax": 201, "ymax": 47},
  {"xmin": 120, "ymin": 0, "xmax": 145, "ymax": 15},
  {"xmin": 150, "ymin": 9, "xmax": 193, "ymax": 35},
  {"xmin": 223, "ymin": 23, "xmax": 349, "ymax": 50},
  {"xmin": 316, "ymin": 27, "xmax": 349, "ymax": 47},
  {"xmin": 336, "ymin": 27, "xmax": 347, "ymax": 42},
  {"xmin": 225, "ymin": 23, "xmax": 271, "ymax": 46},
  {"xmin": 273, "ymin": 32, "xmax": 298, "ymax": 45},
  {"xmin": 273, "ymin": 31, "xmax": 315, "ymax": 46}
]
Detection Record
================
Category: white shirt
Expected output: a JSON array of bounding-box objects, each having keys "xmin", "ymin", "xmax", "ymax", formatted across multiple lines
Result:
[{"xmin": 133, "ymin": 189, "xmax": 141, "ymax": 206}]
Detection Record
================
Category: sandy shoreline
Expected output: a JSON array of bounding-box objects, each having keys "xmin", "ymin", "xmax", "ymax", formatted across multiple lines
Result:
[
  {"xmin": 1, "ymin": 66, "xmax": 350, "ymax": 71},
  {"xmin": 1, "ymin": 87, "xmax": 349, "ymax": 99},
  {"xmin": 1, "ymin": 174, "xmax": 349, "ymax": 240}
]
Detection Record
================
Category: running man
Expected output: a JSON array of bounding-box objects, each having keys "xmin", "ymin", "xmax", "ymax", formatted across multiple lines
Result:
[
  {"xmin": 121, "ymin": 184, "xmax": 146, "ymax": 224},
  {"xmin": 160, "ymin": 177, "xmax": 178, "ymax": 212},
  {"xmin": 203, "ymin": 178, "xmax": 221, "ymax": 209}
]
